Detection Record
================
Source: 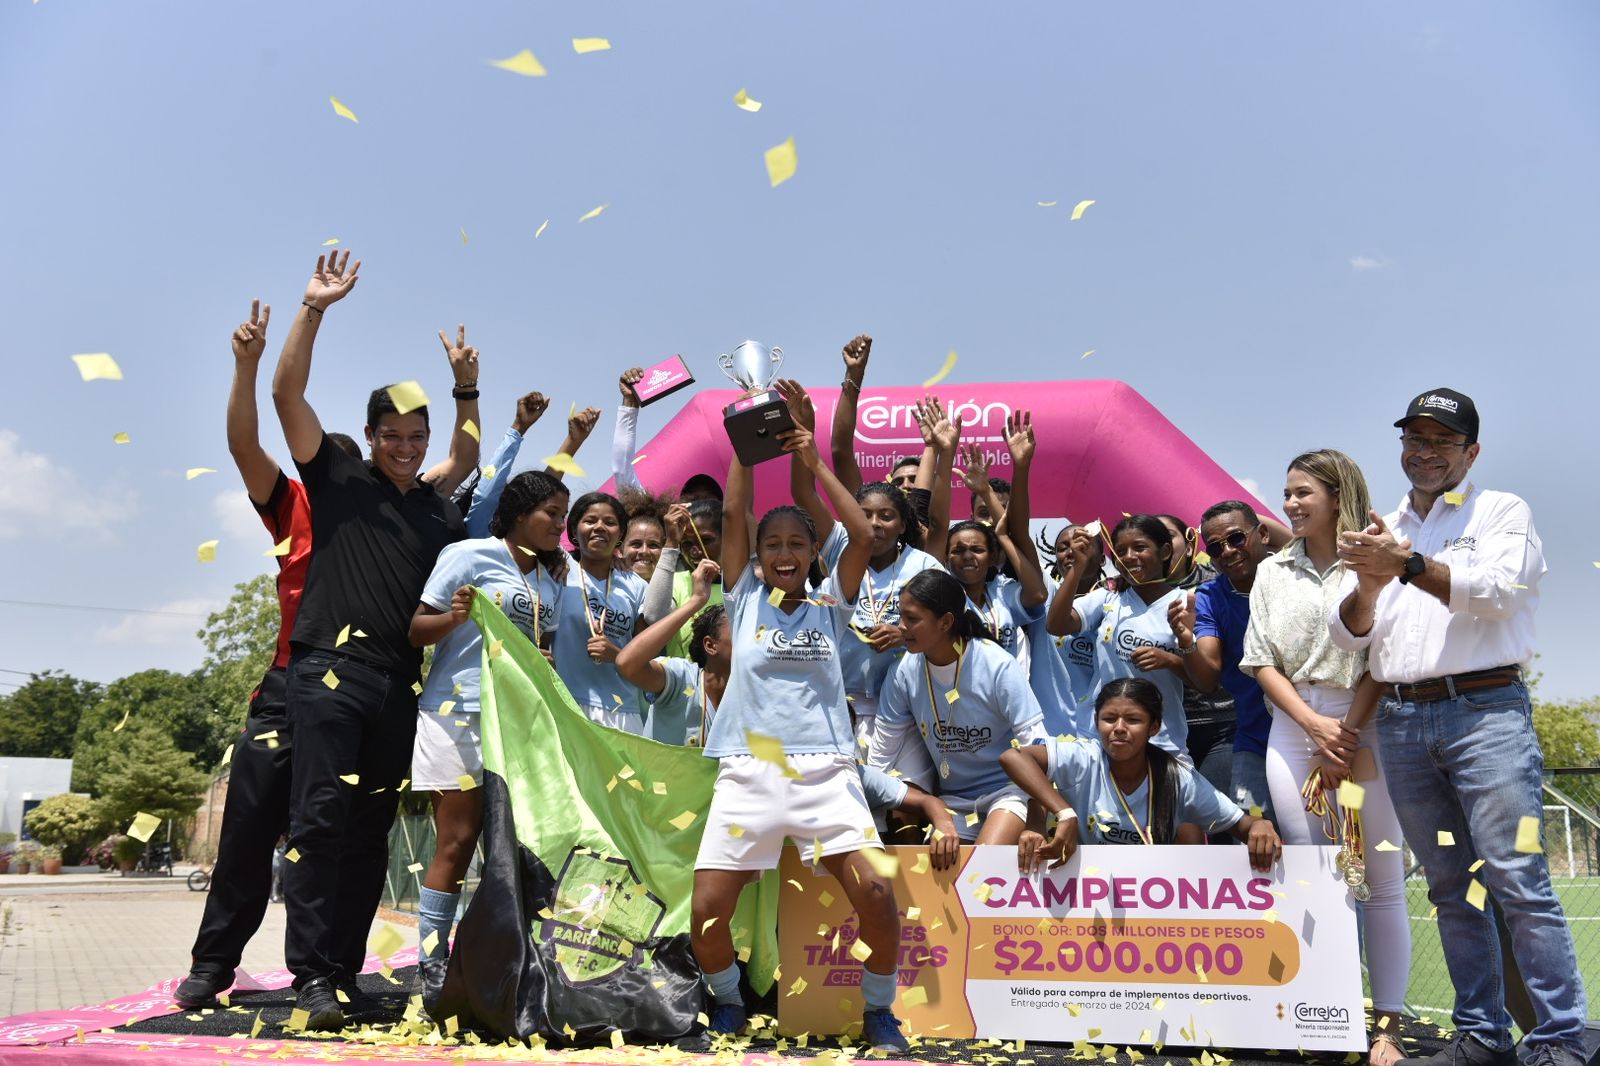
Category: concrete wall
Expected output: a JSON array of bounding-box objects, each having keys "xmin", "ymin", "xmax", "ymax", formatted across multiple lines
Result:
[{"xmin": 0, "ymin": 757, "xmax": 74, "ymax": 838}]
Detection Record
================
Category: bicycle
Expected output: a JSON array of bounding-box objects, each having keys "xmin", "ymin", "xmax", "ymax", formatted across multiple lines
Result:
[{"xmin": 187, "ymin": 866, "xmax": 212, "ymax": 892}]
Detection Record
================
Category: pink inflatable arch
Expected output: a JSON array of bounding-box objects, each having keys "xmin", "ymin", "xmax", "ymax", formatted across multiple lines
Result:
[{"xmin": 606, "ymin": 380, "xmax": 1268, "ymax": 530}]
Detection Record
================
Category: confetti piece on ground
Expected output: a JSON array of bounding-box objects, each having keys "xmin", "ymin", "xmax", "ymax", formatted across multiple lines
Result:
[
  {"xmin": 127, "ymin": 812, "xmax": 161, "ymax": 842},
  {"xmin": 578, "ymin": 204, "xmax": 609, "ymax": 223},
  {"xmin": 734, "ymin": 87, "xmax": 762, "ymax": 112},
  {"xmin": 338, "ymin": 773, "xmax": 360, "ymax": 785},
  {"xmin": 461, "ymin": 419, "xmax": 480, "ymax": 442},
  {"xmin": 490, "ymin": 49, "xmax": 547, "ymax": 76},
  {"xmin": 1438, "ymin": 830, "xmax": 1455, "ymax": 846},
  {"xmin": 1466, "ymin": 879, "xmax": 1487, "ymax": 910},
  {"xmin": 196, "ymin": 540, "xmax": 218, "ymax": 562},
  {"xmin": 923, "ymin": 350, "xmax": 958, "ymax": 388},
  {"xmin": 765, "ymin": 137, "xmax": 798, "ymax": 187},
  {"xmin": 113, "ymin": 432, "xmax": 130, "ymax": 444},
  {"xmin": 387, "ymin": 380, "xmax": 429, "ymax": 415},
  {"xmin": 322, "ymin": 670, "xmax": 339, "ymax": 690},
  {"xmin": 1515, "ymin": 815, "xmax": 1543, "ymax": 854},
  {"xmin": 329, "ymin": 96, "xmax": 358, "ymax": 123},
  {"xmin": 457, "ymin": 774, "xmax": 477, "ymax": 791},
  {"xmin": 264, "ymin": 536, "xmax": 292, "ymax": 558},
  {"xmin": 573, "ymin": 37, "xmax": 611, "ymax": 53},
  {"xmin": 72, "ymin": 353, "xmax": 123, "ymax": 380},
  {"xmin": 185, "ymin": 468, "xmax": 216, "ymax": 480},
  {"xmin": 670, "ymin": 810, "xmax": 699, "ymax": 830},
  {"xmin": 1071, "ymin": 199, "xmax": 1095, "ymax": 220}
]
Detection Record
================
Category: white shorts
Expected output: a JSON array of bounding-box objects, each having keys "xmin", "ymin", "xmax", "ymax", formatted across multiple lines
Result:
[
  {"xmin": 941, "ymin": 783, "xmax": 1031, "ymax": 843},
  {"xmin": 412, "ymin": 710, "xmax": 482, "ymax": 790},
  {"xmin": 582, "ymin": 703, "xmax": 645, "ymax": 735},
  {"xmin": 696, "ymin": 753, "xmax": 877, "ymax": 871}
]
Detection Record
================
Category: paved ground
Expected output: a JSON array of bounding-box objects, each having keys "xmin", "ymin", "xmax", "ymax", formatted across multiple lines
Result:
[{"xmin": 0, "ymin": 867, "xmax": 406, "ymax": 1016}]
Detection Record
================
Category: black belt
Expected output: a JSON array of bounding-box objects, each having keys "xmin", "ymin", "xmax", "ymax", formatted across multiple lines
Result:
[{"xmin": 1389, "ymin": 666, "xmax": 1521, "ymax": 704}]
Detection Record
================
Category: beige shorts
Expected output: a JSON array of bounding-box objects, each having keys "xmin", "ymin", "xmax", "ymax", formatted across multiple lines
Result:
[
  {"xmin": 695, "ymin": 752, "xmax": 877, "ymax": 871},
  {"xmin": 412, "ymin": 710, "xmax": 482, "ymax": 790}
]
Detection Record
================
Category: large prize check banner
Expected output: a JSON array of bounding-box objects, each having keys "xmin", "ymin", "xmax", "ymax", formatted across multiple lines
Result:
[{"xmin": 778, "ymin": 845, "xmax": 1364, "ymax": 1051}]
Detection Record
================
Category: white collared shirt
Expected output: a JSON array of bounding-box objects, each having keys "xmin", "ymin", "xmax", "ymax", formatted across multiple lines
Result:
[{"xmin": 1327, "ymin": 483, "xmax": 1545, "ymax": 684}]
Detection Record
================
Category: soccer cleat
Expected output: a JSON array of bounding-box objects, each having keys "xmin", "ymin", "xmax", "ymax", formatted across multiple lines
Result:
[{"xmin": 862, "ymin": 1008, "xmax": 910, "ymax": 1053}]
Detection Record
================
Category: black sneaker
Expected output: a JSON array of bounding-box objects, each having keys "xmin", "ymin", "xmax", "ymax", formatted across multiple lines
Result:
[
  {"xmin": 1399, "ymin": 1033, "xmax": 1517, "ymax": 1066},
  {"xmin": 174, "ymin": 969, "xmax": 232, "ymax": 1009},
  {"xmin": 417, "ymin": 957, "xmax": 448, "ymax": 1018},
  {"xmin": 293, "ymin": 977, "xmax": 345, "ymax": 1032},
  {"xmin": 333, "ymin": 974, "xmax": 383, "ymax": 1018}
]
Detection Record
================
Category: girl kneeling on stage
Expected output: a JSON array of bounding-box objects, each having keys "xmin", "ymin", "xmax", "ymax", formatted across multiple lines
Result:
[
  {"xmin": 1002, "ymin": 677, "xmax": 1282, "ymax": 873},
  {"xmin": 691, "ymin": 383, "xmax": 908, "ymax": 1053}
]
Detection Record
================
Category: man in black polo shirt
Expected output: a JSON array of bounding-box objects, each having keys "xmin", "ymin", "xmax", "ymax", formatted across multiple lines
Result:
[{"xmin": 271, "ymin": 250, "xmax": 469, "ymax": 1029}]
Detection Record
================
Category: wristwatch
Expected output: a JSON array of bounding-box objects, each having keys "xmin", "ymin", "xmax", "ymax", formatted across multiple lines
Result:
[{"xmin": 1398, "ymin": 552, "xmax": 1426, "ymax": 585}]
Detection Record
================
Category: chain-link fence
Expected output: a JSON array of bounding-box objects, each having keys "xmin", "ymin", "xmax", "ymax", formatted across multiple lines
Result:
[{"xmin": 1401, "ymin": 767, "xmax": 1600, "ymax": 1025}]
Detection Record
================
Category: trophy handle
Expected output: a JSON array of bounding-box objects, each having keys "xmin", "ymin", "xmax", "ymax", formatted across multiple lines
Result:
[
  {"xmin": 768, "ymin": 346, "xmax": 783, "ymax": 375},
  {"xmin": 717, "ymin": 353, "xmax": 736, "ymax": 373}
]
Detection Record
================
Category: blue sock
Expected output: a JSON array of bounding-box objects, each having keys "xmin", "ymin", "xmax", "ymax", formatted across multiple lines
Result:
[
  {"xmin": 704, "ymin": 962, "xmax": 742, "ymax": 1006},
  {"xmin": 860, "ymin": 967, "xmax": 897, "ymax": 1012},
  {"xmin": 418, "ymin": 887, "xmax": 459, "ymax": 959}
]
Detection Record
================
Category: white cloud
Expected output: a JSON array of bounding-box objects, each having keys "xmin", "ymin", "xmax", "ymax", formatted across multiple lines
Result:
[
  {"xmin": 1349, "ymin": 254, "xmax": 1391, "ymax": 272},
  {"xmin": 94, "ymin": 596, "xmax": 220, "ymax": 646},
  {"xmin": 0, "ymin": 430, "xmax": 137, "ymax": 539},
  {"xmin": 213, "ymin": 489, "xmax": 264, "ymax": 543},
  {"xmin": 1237, "ymin": 477, "xmax": 1262, "ymax": 499}
]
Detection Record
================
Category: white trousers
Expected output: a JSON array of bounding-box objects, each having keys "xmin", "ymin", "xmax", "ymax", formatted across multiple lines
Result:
[{"xmin": 1265, "ymin": 682, "xmax": 1411, "ymax": 1012}]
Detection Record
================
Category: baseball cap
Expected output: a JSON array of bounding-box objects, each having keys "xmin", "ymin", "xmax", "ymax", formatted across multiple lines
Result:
[{"xmin": 1394, "ymin": 387, "xmax": 1479, "ymax": 442}]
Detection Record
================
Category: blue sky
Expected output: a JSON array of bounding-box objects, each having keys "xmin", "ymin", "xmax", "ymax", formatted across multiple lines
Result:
[{"xmin": 1, "ymin": 2, "xmax": 1597, "ymax": 701}]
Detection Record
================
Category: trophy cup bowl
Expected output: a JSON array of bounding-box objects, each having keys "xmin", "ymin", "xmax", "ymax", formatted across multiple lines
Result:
[{"xmin": 718, "ymin": 340, "xmax": 795, "ymax": 466}]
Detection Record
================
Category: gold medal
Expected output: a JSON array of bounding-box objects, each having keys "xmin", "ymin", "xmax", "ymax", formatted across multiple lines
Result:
[
  {"xmin": 1343, "ymin": 864, "xmax": 1367, "ymax": 888},
  {"xmin": 1353, "ymin": 882, "xmax": 1372, "ymax": 902},
  {"xmin": 1335, "ymin": 850, "xmax": 1352, "ymax": 873}
]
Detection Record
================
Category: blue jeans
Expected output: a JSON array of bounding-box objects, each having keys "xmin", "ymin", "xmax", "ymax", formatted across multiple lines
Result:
[
  {"xmin": 1376, "ymin": 681, "xmax": 1586, "ymax": 1053},
  {"xmin": 1230, "ymin": 749, "xmax": 1276, "ymax": 827}
]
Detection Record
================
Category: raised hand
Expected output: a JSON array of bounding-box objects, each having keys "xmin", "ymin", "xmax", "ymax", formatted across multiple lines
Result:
[
  {"xmin": 775, "ymin": 378, "xmax": 816, "ymax": 433},
  {"xmin": 619, "ymin": 367, "xmax": 644, "ymax": 409},
  {"xmin": 568, "ymin": 406, "xmax": 602, "ymax": 449},
  {"xmin": 437, "ymin": 324, "xmax": 479, "ymax": 388},
  {"xmin": 1167, "ymin": 592, "xmax": 1196, "ymax": 647},
  {"xmin": 1068, "ymin": 527, "xmax": 1098, "ymax": 571},
  {"xmin": 957, "ymin": 441, "xmax": 992, "ymax": 494},
  {"xmin": 663, "ymin": 503, "xmax": 693, "ymax": 549},
  {"xmin": 1005, "ymin": 409, "xmax": 1035, "ymax": 468},
  {"xmin": 1339, "ymin": 510, "xmax": 1408, "ymax": 587},
  {"xmin": 777, "ymin": 425, "xmax": 822, "ymax": 471},
  {"xmin": 690, "ymin": 558, "xmax": 722, "ymax": 599},
  {"xmin": 841, "ymin": 334, "xmax": 872, "ymax": 374},
  {"xmin": 303, "ymin": 250, "xmax": 360, "ymax": 309},
  {"xmin": 513, "ymin": 391, "xmax": 550, "ymax": 433},
  {"xmin": 231, "ymin": 299, "xmax": 271, "ymax": 362}
]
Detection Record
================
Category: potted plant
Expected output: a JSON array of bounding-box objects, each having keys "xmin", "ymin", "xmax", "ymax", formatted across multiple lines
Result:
[
  {"xmin": 13, "ymin": 841, "xmax": 40, "ymax": 875},
  {"xmin": 0, "ymin": 832, "xmax": 16, "ymax": 875},
  {"xmin": 111, "ymin": 834, "xmax": 143, "ymax": 874},
  {"xmin": 39, "ymin": 844, "xmax": 63, "ymax": 875}
]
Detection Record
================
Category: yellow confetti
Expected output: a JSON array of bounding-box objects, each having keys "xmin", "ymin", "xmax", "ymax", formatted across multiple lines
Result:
[
  {"xmin": 481, "ymin": 464, "xmax": 497, "ymax": 480},
  {"xmin": 903, "ymin": 985, "xmax": 928, "ymax": 1007},
  {"xmin": 1515, "ymin": 815, "xmax": 1542, "ymax": 854},
  {"xmin": 922, "ymin": 350, "xmax": 958, "ymax": 388},
  {"xmin": 1469, "ymin": 858, "xmax": 1486, "ymax": 873},
  {"xmin": 411, "ymin": 682, "xmax": 423, "ymax": 695},
  {"xmin": 71, "ymin": 353, "xmax": 123, "ymax": 381},
  {"xmin": 1067, "ymin": 1004, "xmax": 1081, "ymax": 1017},
  {"xmin": 911, "ymin": 853, "xmax": 931, "ymax": 874},
  {"xmin": 127, "ymin": 812, "xmax": 161, "ymax": 842},
  {"xmin": 669, "ymin": 810, "xmax": 698, "ymax": 831},
  {"xmin": 457, "ymin": 774, "xmax": 477, "ymax": 791},
  {"xmin": 946, "ymin": 689, "xmax": 960, "ymax": 705},
  {"xmin": 220, "ymin": 744, "xmax": 232, "ymax": 766},
  {"xmin": 254, "ymin": 729, "xmax": 278, "ymax": 741},
  {"xmin": 329, "ymin": 96, "xmax": 359, "ymax": 123},
  {"xmin": 1444, "ymin": 491, "xmax": 1466, "ymax": 506},
  {"xmin": 905, "ymin": 906, "xmax": 921, "ymax": 920},
  {"xmin": 287, "ymin": 1007, "xmax": 310, "ymax": 1031},
  {"xmin": 407, "ymin": 862, "xmax": 424, "ymax": 873},
  {"xmin": 764, "ymin": 136, "xmax": 798, "ymax": 187},
  {"xmin": 734, "ymin": 87, "xmax": 763, "ymax": 112},
  {"xmin": 573, "ymin": 37, "xmax": 611, "ymax": 53},
  {"xmin": 322, "ymin": 669, "xmax": 339, "ymax": 690},
  {"xmin": 1037, "ymin": 200, "xmax": 1058, "ymax": 207},
  {"xmin": 185, "ymin": 468, "xmax": 216, "ymax": 480},
  {"xmin": 338, "ymin": 773, "xmax": 360, "ymax": 785},
  {"xmin": 249, "ymin": 1011, "xmax": 263, "ymax": 1037},
  {"xmin": 285, "ymin": 847, "xmax": 301, "ymax": 862},
  {"xmin": 196, "ymin": 540, "xmax": 218, "ymax": 562},
  {"xmin": 111, "ymin": 707, "xmax": 131, "ymax": 732},
  {"xmin": 861, "ymin": 848, "xmax": 900, "ymax": 878},
  {"xmin": 700, "ymin": 917, "xmax": 718, "ymax": 933},
  {"xmin": 489, "ymin": 49, "xmax": 547, "ymax": 77},
  {"xmin": 1337, "ymin": 780, "xmax": 1365, "ymax": 811},
  {"xmin": 768, "ymin": 586, "xmax": 786, "ymax": 607},
  {"xmin": 1081, "ymin": 349, "xmax": 1096, "ymax": 360},
  {"xmin": 543, "ymin": 452, "xmax": 587, "ymax": 477},
  {"xmin": 461, "ymin": 419, "xmax": 480, "ymax": 442},
  {"xmin": 264, "ymin": 536, "xmax": 292, "ymax": 558},
  {"xmin": 578, "ymin": 204, "xmax": 609, "ymax": 223},
  {"xmin": 370, "ymin": 923, "xmax": 403, "ymax": 960},
  {"xmin": 1088, "ymin": 1028, "xmax": 1103, "ymax": 1039},
  {"xmin": 322, "ymin": 238, "xmax": 339, "ymax": 246},
  {"xmin": 849, "ymin": 939, "xmax": 873, "ymax": 962},
  {"xmin": 965, "ymin": 812, "xmax": 980, "ymax": 827},
  {"xmin": 974, "ymin": 883, "xmax": 993, "ymax": 902},
  {"xmin": 421, "ymin": 930, "xmax": 439, "ymax": 956},
  {"xmin": 1070, "ymin": 198, "xmax": 1096, "ymax": 220},
  {"xmin": 112, "ymin": 432, "xmax": 130, "ymax": 444},
  {"xmin": 1375, "ymin": 839, "xmax": 1400, "ymax": 852},
  {"xmin": 787, "ymin": 976, "xmax": 809, "ymax": 997},
  {"xmin": 336, "ymin": 624, "xmax": 351, "ymax": 647},
  {"xmin": 460, "ymin": 227, "xmax": 469, "ymax": 245},
  {"xmin": 387, "ymin": 380, "xmax": 429, "ymax": 415},
  {"xmin": 1466, "ymin": 879, "xmax": 1487, "ymax": 910},
  {"xmin": 438, "ymin": 699, "xmax": 456, "ymax": 715},
  {"xmin": 609, "ymin": 1029, "xmax": 625, "ymax": 1049},
  {"xmin": 1438, "ymin": 830, "xmax": 1456, "ymax": 847},
  {"xmin": 728, "ymin": 824, "xmax": 746, "ymax": 838}
]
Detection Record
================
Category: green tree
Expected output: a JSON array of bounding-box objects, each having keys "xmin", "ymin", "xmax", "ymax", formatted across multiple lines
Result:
[
  {"xmin": 1533, "ymin": 697, "xmax": 1600, "ymax": 768},
  {"xmin": 71, "ymin": 670, "xmax": 231, "ymax": 794},
  {"xmin": 195, "ymin": 573, "xmax": 281, "ymax": 726},
  {"xmin": 22, "ymin": 793, "xmax": 111, "ymax": 864},
  {"xmin": 93, "ymin": 725, "xmax": 210, "ymax": 829},
  {"xmin": 0, "ymin": 670, "xmax": 102, "ymax": 758}
]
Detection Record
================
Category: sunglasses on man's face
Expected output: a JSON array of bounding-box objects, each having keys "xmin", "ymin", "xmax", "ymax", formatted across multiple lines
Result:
[{"xmin": 1203, "ymin": 529, "xmax": 1250, "ymax": 557}]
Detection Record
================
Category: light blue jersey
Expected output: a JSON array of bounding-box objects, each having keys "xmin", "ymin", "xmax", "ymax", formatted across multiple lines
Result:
[
  {"xmin": 1072, "ymin": 585, "xmax": 1188, "ymax": 755},
  {"xmin": 641, "ymin": 657, "xmax": 716, "ymax": 747},
  {"xmin": 1044, "ymin": 736, "xmax": 1244, "ymax": 845},
  {"xmin": 552, "ymin": 564, "xmax": 649, "ymax": 717},
  {"xmin": 860, "ymin": 764, "xmax": 909, "ymax": 813},
  {"xmin": 977, "ymin": 575, "xmax": 1078, "ymax": 736},
  {"xmin": 877, "ymin": 639, "xmax": 1045, "ymax": 799},
  {"xmin": 822, "ymin": 525, "xmax": 944, "ymax": 702},
  {"xmin": 702, "ymin": 566, "xmax": 857, "ymax": 758},
  {"xmin": 419, "ymin": 538, "xmax": 562, "ymax": 714},
  {"xmin": 464, "ymin": 427, "xmax": 526, "ymax": 539}
]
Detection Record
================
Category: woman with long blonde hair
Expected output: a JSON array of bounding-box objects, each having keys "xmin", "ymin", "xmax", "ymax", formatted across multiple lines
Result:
[{"xmin": 1240, "ymin": 449, "xmax": 1409, "ymax": 1066}]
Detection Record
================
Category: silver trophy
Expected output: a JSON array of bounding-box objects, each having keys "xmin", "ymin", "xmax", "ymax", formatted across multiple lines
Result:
[{"xmin": 717, "ymin": 339, "xmax": 795, "ymax": 466}]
